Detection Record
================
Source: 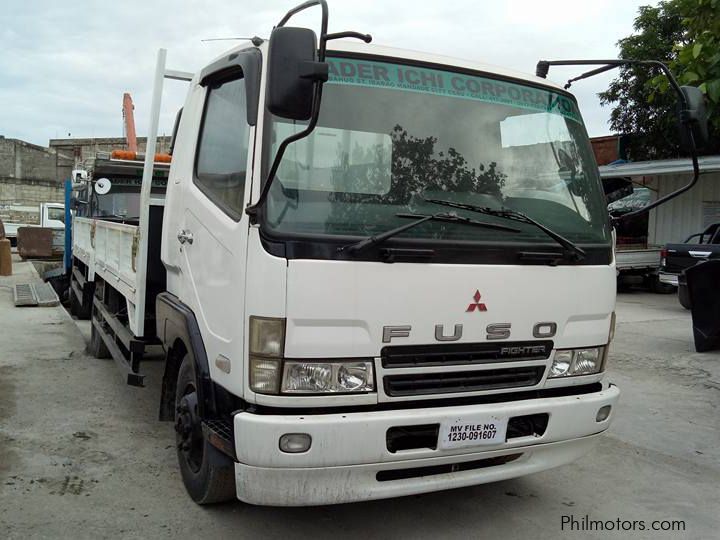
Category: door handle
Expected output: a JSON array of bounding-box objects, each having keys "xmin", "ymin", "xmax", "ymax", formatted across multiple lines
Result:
[{"xmin": 177, "ymin": 229, "xmax": 194, "ymax": 245}]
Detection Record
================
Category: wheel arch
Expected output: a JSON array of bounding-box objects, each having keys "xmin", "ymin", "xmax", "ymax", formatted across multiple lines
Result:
[{"xmin": 156, "ymin": 292, "xmax": 216, "ymax": 421}]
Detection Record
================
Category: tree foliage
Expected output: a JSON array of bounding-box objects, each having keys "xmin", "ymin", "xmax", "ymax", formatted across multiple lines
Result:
[
  {"xmin": 599, "ymin": 0, "xmax": 720, "ymax": 160},
  {"xmin": 663, "ymin": 0, "xmax": 720, "ymax": 125},
  {"xmin": 326, "ymin": 125, "xmax": 506, "ymax": 235},
  {"xmin": 387, "ymin": 125, "xmax": 505, "ymax": 202}
]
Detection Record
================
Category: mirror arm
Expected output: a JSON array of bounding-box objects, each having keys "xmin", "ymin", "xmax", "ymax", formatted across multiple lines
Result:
[
  {"xmin": 246, "ymin": 82, "xmax": 325, "ymax": 222},
  {"xmin": 249, "ymin": 1, "xmax": 373, "ymax": 222},
  {"xmin": 246, "ymin": 69, "xmax": 326, "ymax": 220},
  {"xmin": 536, "ymin": 59, "xmax": 686, "ymax": 106},
  {"xmin": 324, "ymin": 31, "xmax": 372, "ymax": 43},
  {"xmin": 247, "ymin": 1, "xmax": 330, "ymax": 222},
  {"xmin": 536, "ymin": 58, "xmax": 702, "ymax": 225},
  {"xmin": 277, "ymin": 0, "xmax": 328, "ymax": 35},
  {"xmin": 562, "ymin": 64, "xmax": 618, "ymax": 89}
]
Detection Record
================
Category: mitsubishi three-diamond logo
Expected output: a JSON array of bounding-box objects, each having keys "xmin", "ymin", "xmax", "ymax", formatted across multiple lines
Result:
[{"xmin": 466, "ymin": 290, "xmax": 487, "ymax": 312}]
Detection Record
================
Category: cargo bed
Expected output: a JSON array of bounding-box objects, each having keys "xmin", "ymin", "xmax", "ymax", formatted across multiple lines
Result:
[{"xmin": 615, "ymin": 246, "xmax": 662, "ymax": 273}]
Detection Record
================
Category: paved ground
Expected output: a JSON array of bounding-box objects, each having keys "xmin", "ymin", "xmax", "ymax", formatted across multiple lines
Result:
[{"xmin": 1, "ymin": 258, "xmax": 719, "ymax": 539}]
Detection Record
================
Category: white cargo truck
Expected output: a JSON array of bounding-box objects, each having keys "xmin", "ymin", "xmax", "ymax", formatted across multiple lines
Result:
[{"xmin": 69, "ymin": 0, "xmax": 708, "ymax": 506}]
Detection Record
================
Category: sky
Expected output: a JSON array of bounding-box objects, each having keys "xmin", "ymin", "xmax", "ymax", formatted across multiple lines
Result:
[{"xmin": 0, "ymin": 0, "xmax": 654, "ymax": 147}]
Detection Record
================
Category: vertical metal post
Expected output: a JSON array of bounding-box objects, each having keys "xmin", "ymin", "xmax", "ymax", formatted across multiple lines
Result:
[
  {"xmin": 135, "ymin": 48, "xmax": 166, "ymax": 337},
  {"xmin": 64, "ymin": 179, "xmax": 72, "ymax": 274}
]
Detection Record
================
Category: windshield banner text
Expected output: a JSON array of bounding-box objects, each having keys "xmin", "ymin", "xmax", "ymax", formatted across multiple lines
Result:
[{"xmin": 327, "ymin": 57, "xmax": 582, "ymax": 124}]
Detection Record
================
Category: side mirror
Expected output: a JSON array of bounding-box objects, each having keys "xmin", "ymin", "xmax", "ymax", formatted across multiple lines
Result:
[
  {"xmin": 266, "ymin": 26, "xmax": 329, "ymax": 120},
  {"xmin": 679, "ymin": 85, "xmax": 709, "ymax": 151}
]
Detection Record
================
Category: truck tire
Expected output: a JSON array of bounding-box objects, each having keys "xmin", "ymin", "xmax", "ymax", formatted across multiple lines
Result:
[
  {"xmin": 175, "ymin": 355, "xmax": 235, "ymax": 504},
  {"xmin": 678, "ymin": 283, "xmax": 692, "ymax": 310},
  {"xmin": 88, "ymin": 321, "xmax": 111, "ymax": 358}
]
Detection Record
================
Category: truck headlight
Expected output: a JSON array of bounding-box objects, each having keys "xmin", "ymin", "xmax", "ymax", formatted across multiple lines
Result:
[
  {"xmin": 249, "ymin": 316, "xmax": 285, "ymax": 394},
  {"xmin": 549, "ymin": 347, "xmax": 605, "ymax": 378},
  {"xmin": 248, "ymin": 316, "xmax": 375, "ymax": 395},
  {"xmin": 572, "ymin": 348, "xmax": 601, "ymax": 374},
  {"xmin": 549, "ymin": 350, "xmax": 573, "ymax": 377},
  {"xmin": 282, "ymin": 361, "xmax": 374, "ymax": 394}
]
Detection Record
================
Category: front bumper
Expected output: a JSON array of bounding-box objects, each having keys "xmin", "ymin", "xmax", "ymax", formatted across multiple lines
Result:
[{"xmin": 233, "ymin": 384, "xmax": 620, "ymax": 505}]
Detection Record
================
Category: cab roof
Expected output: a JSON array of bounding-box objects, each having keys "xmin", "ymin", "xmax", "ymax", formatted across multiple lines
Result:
[
  {"xmin": 214, "ymin": 38, "xmax": 569, "ymax": 94},
  {"xmin": 326, "ymin": 40, "xmax": 568, "ymax": 92}
]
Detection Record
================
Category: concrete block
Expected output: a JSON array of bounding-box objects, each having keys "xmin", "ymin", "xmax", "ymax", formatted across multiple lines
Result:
[{"xmin": 17, "ymin": 227, "xmax": 53, "ymax": 259}]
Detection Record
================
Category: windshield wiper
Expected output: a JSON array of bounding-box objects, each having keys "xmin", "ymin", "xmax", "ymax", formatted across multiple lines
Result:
[
  {"xmin": 338, "ymin": 212, "xmax": 521, "ymax": 255},
  {"xmin": 424, "ymin": 198, "xmax": 586, "ymax": 261}
]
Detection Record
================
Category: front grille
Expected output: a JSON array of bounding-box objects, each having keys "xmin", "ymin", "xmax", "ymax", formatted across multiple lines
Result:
[
  {"xmin": 383, "ymin": 366, "xmax": 545, "ymax": 397},
  {"xmin": 381, "ymin": 341, "xmax": 553, "ymax": 368}
]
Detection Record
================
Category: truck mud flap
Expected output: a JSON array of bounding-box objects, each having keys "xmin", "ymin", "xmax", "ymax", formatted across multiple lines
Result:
[{"xmin": 686, "ymin": 260, "xmax": 720, "ymax": 352}]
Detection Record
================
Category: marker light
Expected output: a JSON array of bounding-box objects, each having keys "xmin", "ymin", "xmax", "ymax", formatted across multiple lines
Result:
[
  {"xmin": 249, "ymin": 316, "xmax": 285, "ymax": 394},
  {"xmin": 596, "ymin": 405, "xmax": 612, "ymax": 422},
  {"xmin": 279, "ymin": 433, "xmax": 312, "ymax": 453}
]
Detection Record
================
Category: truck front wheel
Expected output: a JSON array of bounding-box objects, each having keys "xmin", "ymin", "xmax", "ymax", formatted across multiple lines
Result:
[{"xmin": 174, "ymin": 355, "xmax": 235, "ymax": 504}]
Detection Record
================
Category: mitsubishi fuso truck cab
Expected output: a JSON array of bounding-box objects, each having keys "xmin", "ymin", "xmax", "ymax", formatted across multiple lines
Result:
[
  {"xmin": 162, "ymin": 32, "xmax": 618, "ymax": 505},
  {"xmin": 75, "ymin": 0, "xmax": 709, "ymax": 506}
]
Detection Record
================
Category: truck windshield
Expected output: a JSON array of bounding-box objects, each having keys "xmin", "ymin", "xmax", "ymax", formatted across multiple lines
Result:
[
  {"xmin": 94, "ymin": 190, "xmax": 141, "ymax": 219},
  {"xmin": 262, "ymin": 56, "xmax": 611, "ymax": 251}
]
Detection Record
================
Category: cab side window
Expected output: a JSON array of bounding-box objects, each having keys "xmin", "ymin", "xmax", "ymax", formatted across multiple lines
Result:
[
  {"xmin": 47, "ymin": 207, "xmax": 65, "ymax": 223},
  {"xmin": 195, "ymin": 76, "xmax": 249, "ymax": 219}
]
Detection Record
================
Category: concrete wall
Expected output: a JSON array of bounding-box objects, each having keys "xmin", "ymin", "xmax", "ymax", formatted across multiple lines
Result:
[
  {"xmin": 0, "ymin": 137, "xmax": 73, "ymax": 182},
  {"xmin": 0, "ymin": 137, "xmax": 73, "ymax": 225},
  {"xmin": 648, "ymin": 172, "xmax": 720, "ymax": 245}
]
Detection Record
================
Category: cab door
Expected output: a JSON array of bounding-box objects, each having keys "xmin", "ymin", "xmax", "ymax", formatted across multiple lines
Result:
[{"xmin": 173, "ymin": 69, "xmax": 255, "ymax": 395}]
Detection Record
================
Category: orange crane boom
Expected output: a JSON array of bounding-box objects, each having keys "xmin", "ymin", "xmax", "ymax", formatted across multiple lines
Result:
[{"xmin": 122, "ymin": 92, "xmax": 138, "ymax": 153}]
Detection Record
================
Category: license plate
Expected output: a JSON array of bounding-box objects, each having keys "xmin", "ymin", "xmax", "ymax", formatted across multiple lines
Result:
[{"xmin": 438, "ymin": 415, "xmax": 508, "ymax": 449}]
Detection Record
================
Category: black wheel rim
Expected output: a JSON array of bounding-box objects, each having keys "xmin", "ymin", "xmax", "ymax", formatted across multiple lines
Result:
[{"xmin": 175, "ymin": 384, "xmax": 203, "ymax": 473}]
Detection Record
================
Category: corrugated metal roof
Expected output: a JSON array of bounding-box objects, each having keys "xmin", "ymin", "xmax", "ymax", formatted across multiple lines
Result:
[{"xmin": 599, "ymin": 155, "xmax": 720, "ymax": 178}]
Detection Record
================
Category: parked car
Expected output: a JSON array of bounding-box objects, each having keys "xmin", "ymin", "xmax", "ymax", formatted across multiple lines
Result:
[{"xmin": 659, "ymin": 222, "xmax": 720, "ymax": 308}]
